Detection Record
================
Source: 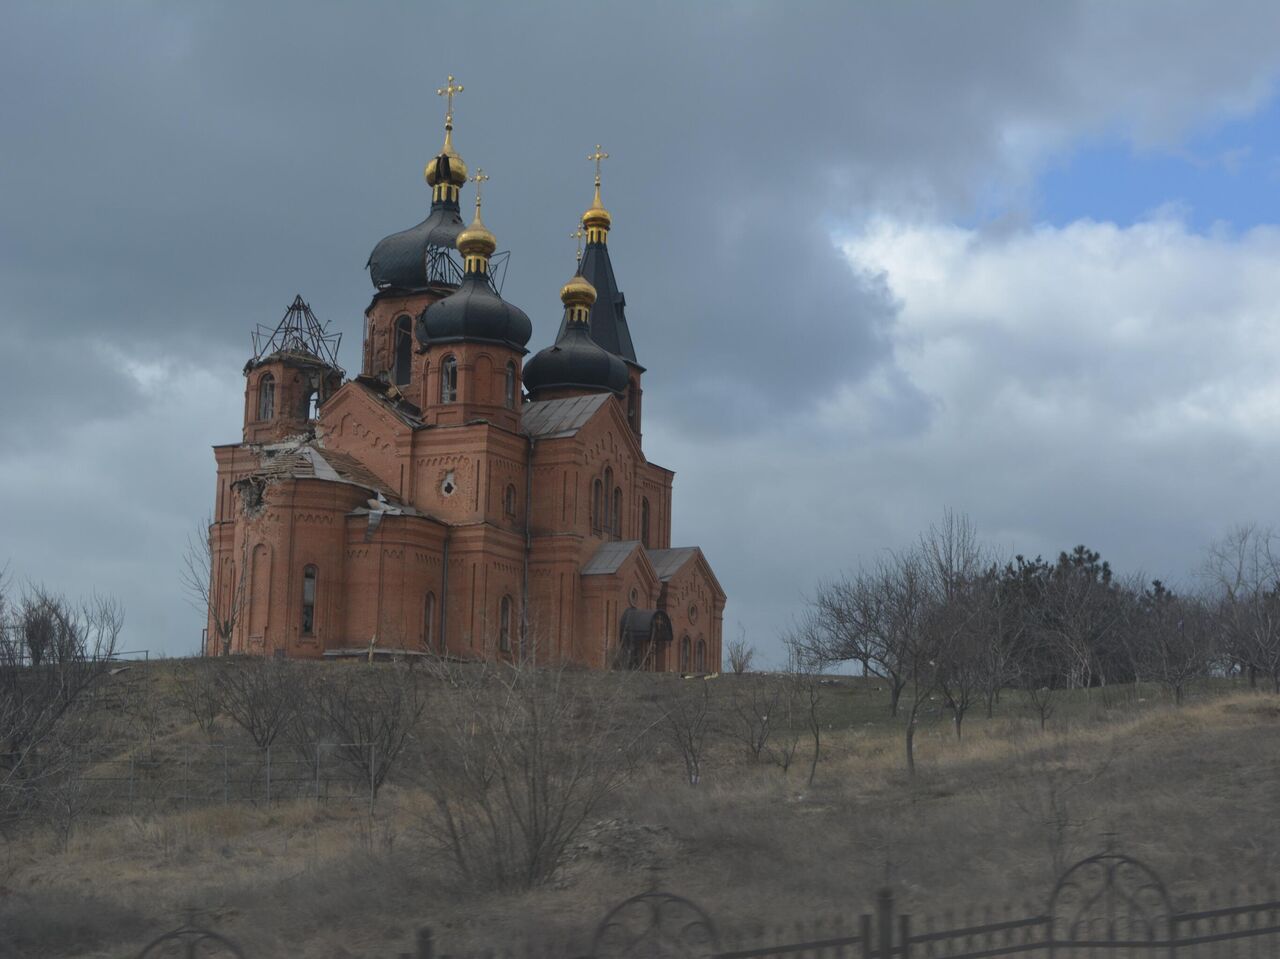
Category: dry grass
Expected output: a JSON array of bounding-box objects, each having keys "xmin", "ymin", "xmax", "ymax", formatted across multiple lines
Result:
[{"xmin": 1, "ymin": 665, "xmax": 1277, "ymax": 957}]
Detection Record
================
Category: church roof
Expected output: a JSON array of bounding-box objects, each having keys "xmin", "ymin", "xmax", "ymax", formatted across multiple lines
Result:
[
  {"xmin": 556, "ymin": 241, "xmax": 641, "ymax": 367},
  {"xmin": 582, "ymin": 540, "xmax": 645, "ymax": 575},
  {"xmin": 520, "ymin": 393, "xmax": 610, "ymax": 439},
  {"xmin": 367, "ymin": 204, "xmax": 465, "ymax": 292},
  {"xmin": 255, "ymin": 442, "xmax": 398, "ymax": 500},
  {"xmin": 645, "ymin": 547, "xmax": 700, "ymax": 581}
]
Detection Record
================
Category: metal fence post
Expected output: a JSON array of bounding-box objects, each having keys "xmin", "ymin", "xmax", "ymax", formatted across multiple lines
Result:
[
  {"xmin": 877, "ymin": 889, "xmax": 894, "ymax": 959},
  {"xmin": 369, "ymin": 743, "xmax": 376, "ymax": 815},
  {"xmin": 416, "ymin": 927, "xmax": 433, "ymax": 959},
  {"xmin": 183, "ymin": 745, "xmax": 190, "ymax": 808},
  {"xmin": 860, "ymin": 913, "xmax": 872, "ymax": 959},
  {"xmin": 265, "ymin": 745, "xmax": 272, "ymax": 806},
  {"xmin": 223, "ymin": 744, "xmax": 229, "ymax": 805},
  {"xmin": 128, "ymin": 751, "xmax": 135, "ymax": 811},
  {"xmin": 897, "ymin": 912, "xmax": 910, "ymax": 959},
  {"xmin": 315, "ymin": 743, "xmax": 322, "ymax": 802}
]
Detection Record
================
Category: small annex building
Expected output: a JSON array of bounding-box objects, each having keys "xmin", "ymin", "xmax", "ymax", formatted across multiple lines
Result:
[{"xmin": 204, "ymin": 87, "xmax": 725, "ymax": 671}]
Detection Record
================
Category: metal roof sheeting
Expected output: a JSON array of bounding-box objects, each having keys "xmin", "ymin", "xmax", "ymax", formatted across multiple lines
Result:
[
  {"xmin": 582, "ymin": 540, "xmax": 644, "ymax": 575},
  {"xmin": 645, "ymin": 547, "xmax": 699, "ymax": 582},
  {"xmin": 520, "ymin": 393, "xmax": 610, "ymax": 438}
]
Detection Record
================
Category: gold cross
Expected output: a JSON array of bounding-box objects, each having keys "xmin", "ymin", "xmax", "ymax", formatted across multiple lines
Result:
[
  {"xmin": 470, "ymin": 169, "xmax": 489, "ymax": 209},
  {"xmin": 436, "ymin": 75, "xmax": 464, "ymax": 123},
  {"xmin": 588, "ymin": 144, "xmax": 609, "ymax": 184},
  {"xmin": 570, "ymin": 225, "xmax": 586, "ymax": 262}
]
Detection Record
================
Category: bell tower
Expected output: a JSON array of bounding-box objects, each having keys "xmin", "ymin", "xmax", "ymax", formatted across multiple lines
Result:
[{"xmin": 242, "ymin": 295, "xmax": 344, "ymax": 445}]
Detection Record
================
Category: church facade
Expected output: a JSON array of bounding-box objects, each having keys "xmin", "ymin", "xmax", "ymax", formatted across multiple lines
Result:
[{"xmin": 204, "ymin": 88, "xmax": 725, "ymax": 671}]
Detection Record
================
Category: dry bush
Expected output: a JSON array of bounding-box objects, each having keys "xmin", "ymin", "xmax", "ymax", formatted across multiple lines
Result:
[
  {"xmin": 215, "ymin": 657, "xmax": 305, "ymax": 747},
  {"xmin": 661, "ymin": 679, "xmax": 715, "ymax": 786},
  {"xmin": 726, "ymin": 630, "xmax": 755, "ymax": 674},
  {"xmin": 418, "ymin": 661, "xmax": 635, "ymax": 890},
  {"xmin": 169, "ymin": 658, "xmax": 222, "ymax": 735}
]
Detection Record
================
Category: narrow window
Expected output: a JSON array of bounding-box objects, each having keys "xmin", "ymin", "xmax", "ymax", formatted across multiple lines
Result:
[
  {"xmin": 627, "ymin": 383, "xmax": 638, "ymax": 429},
  {"xmin": 504, "ymin": 484, "xmax": 517, "ymax": 519},
  {"xmin": 695, "ymin": 639, "xmax": 707, "ymax": 673},
  {"xmin": 393, "ymin": 315, "xmax": 413, "ymax": 386},
  {"xmin": 592, "ymin": 479, "xmax": 603, "ymax": 532},
  {"xmin": 441, "ymin": 355, "xmax": 458, "ymax": 403},
  {"xmin": 301, "ymin": 565, "xmax": 318, "ymax": 635},
  {"xmin": 641, "ymin": 498, "xmax": 651, "ymax": 548},
  {"xmin": 679, "ymin": 635, "xmax": 691, "ymax": 673},
  {"xmin": 305, "ymin": 389, "xmax": 319, "ymax": 421},
  {"xmin": 612, "ymin": 487, "xmax": 622, "ymax": 539},
  {"xmin": 423, "ymin": 591, "xmax": 436, "ymax": 650},
  {"xmin": 257, "ymin": 373, "xmax": 275, "ymax": 421},
  {"xmin": 505, "ymin": 361, "xmax": 517, "ymax": 409},
  {"xmin": 499, "ymin": 595, "xmax": 512, "ymax": 653}
]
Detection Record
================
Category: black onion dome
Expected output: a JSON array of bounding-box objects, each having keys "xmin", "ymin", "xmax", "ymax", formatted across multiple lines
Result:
[
  {"xmin": 416, "ymin": 273, "xmax": 532, "ymax": 351},
  {"xmin": 524, "ymin": 324, "xmax": 629, "ymax": 396},
  {"xmin": 367, "ymin": 203, "xmax": 465, "ymax": 291}
]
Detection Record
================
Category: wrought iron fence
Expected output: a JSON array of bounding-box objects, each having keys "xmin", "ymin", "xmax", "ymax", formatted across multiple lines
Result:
[
  {"xmin": 58, "ymin": 741, "xmax": 380, "ymax": 813},
  {"xmin": 126, "ymin": 847, "xmax": 1280, "ymax": 958}
]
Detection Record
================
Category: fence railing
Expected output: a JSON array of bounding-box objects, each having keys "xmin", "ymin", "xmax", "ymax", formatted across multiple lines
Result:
[
  {"xmin": 54, "ymin": 741, "xmax": 381, "ymax": 813},
  {"xmin": 117, "ymin": 847, "xmax": 1280, "ymax": 958}
]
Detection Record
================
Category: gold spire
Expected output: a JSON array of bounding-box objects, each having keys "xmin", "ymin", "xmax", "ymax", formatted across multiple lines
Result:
[
  {"xmin": 457, "ymin": 169, "xmax": 496, "ymax": 273},
  {"xmin": 425, "ymin": 74, "xmax": 468, "ymax": 203},
  {"xmin": 582, "ymin": 144, "xmax": 612, "ymax": 242},
  {"xmin": 570, "ymin": 225, "xmax": 586, "ymax": 263}
]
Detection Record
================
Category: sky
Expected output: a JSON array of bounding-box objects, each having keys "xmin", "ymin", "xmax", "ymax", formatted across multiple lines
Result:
[{"xmin": 4, "ymin": 1, "xmax": 1280, "ymax": 664}]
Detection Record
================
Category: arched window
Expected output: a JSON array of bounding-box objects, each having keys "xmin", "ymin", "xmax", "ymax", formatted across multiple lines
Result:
[
  {"xmin": 679, "ymin": 635, "xmax": 691, "ymax": 673},
  {"xmin": 393, "ymin": 315, "xmax": 413, "ymax": 386},
  {"xmin": 627, "ymin": 383, "xmax": 638, "ymax": 429},
  {"xmin": 504, "ymin": 361, "xmax": 517, "ymax": 409},
  {"xmin": 695, "ymin": 639, "xmax": 707, "ymax": 673},
  {"xmin": 423, "ymin": 592, "xmax": 436, "ymax": 650},
  {"xmin": 504, "ymin": 484, "xmax": 517, "ymax": 519},
  {"xmin": 612, "ymin": 487, "xmax": 622, "ymax": 539},
  {"xmin": 301, "ymin": 565, "xmax": 318, "ymax": 635},
  {"xmin": 499, "ymin": 595, "xmax": 513, "ymax": 653},
  {"xmin": 305, "ymin": 389, "xmax": 319, "ymax": 421},
  {"xmin": 257, "ymin": 374, "xmax": 275, "ymax": 421},
  {"xmin": 592, "ymin": 479, "xmax": 603, "ymax": 532},
  {"xmin": 440, "ymin": 355, "xmax": 458, "ymax": 403},
  {"xmin": 641, "ymin": 498, "xmax": 651, "ymax": 548}
]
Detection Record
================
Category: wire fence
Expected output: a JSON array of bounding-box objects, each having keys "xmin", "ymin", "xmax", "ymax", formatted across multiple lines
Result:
[{"xmin": 58, "ymin": 741, "xmax": 382, "ymax": 814}]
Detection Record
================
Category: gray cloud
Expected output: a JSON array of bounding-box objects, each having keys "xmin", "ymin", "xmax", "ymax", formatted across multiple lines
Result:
[{"xmin": 3, "ymin": 1, "xmax": 1280, "ymax": 657}]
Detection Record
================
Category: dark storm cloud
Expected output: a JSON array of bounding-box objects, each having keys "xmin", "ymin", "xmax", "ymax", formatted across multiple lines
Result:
[{"xmin": 4, "ymin": 0, "xmax": 1280, "ymax": 655}]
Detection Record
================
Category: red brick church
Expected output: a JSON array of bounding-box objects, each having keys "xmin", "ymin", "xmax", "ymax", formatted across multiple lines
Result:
[{"xmin": 204, "ymin": 83, "xmax": 725, "ymax": 670}]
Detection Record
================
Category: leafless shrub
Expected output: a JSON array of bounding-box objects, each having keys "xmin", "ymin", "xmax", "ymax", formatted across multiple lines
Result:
[
  {"xmin": 726, "ymin": 628, "xmax": 755, "ymax": 674},
  {"xmin": 0, "ymin": 582, "xmax": 122, "ymax": 829},
  {"xmin": 419, "ymin": 660, "xmax": 634, "ymax": 890},
  {"xmin": 170, "ymin": 659, "xmax": 223, "ymax": 736},
  {"xmin": 727, "ymin": 675, "xmax": 781, "ymax": 762},
  {"xmin": 215, "ymin": 658, "xmax": 304, "ymax": 748},
  {"xmin": 662, "ymin": 679, "xmax": 715, "ymax": 786},
  {"xmin": 181, "ymin": 514, "xmax": 248, "ymax": 657},
  {"xmin": 300, "ymin": 664, "xmax": 427, "ymax": 799}
]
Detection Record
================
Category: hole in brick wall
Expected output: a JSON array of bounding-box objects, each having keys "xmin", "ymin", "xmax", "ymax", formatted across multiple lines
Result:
[{"xmin": 441, "ymin": 470, "xmax": 457, "ymax": 496}]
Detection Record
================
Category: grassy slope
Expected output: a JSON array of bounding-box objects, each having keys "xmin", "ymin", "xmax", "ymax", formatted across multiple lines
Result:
[{"xmin": 3, "ymin": 665, "xmax": 1278, "ymax": 958}]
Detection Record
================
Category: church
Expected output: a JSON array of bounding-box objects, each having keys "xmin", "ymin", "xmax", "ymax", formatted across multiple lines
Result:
[{"xmin": 204, "ymin": 79, "xmax": 725, "ymax": 671}]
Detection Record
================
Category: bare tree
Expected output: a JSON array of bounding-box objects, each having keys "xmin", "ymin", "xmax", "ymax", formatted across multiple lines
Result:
[
  {"xmin": 1204, "ymin": 524, "xmax": 1280, "ymax": 691},
  {"xmin": 0, "ymin": 583, "xmax": 122, "ymax": 828},
  {"xmin": 1133, "ymin": 582, "xmax": 1217, "ymax": 705},
  {"xmin": 662, "ymin": 679, "xmax": 715, "ymax": 786},
  {"xmin": 181, "ymin": 515, "xmax": 248, "ymax": 657},
  {"xmin": 726, "ymin": 675, "xmax": 781, "ymax": 762},
  {"xmin": 419, "ymin": 660, "xmax": 635, "ymax": 890},
  {"xmin": 725, "ymin": 626, "xmax": 755, "ymax": 675},
  {"xmin": 170, "ymin": 658, "xmax": 223, "ymax": 735},
  {"xmin": 301, "ymin": 663, "xmax": 427, "ymax": 799},
  {"xmin": 216, "ymin": 658, "xmax": 303, "ymax": 748}
]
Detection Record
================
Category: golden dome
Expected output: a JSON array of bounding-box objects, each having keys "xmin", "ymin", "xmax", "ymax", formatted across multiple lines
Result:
[
  {"xmin": 581, "ymin": 181, "xmax": 612, "ymax": 232},
  {"xmin": 424, "ymin": 127, "xmax": 469, "ymax": 188},
  {"xmin": 457, "ymin": 205, "xmax": 496, "ymax": 259},
  {"xmin": 560, "ymin": 272, "xmax": 597, "ymax": 309}
]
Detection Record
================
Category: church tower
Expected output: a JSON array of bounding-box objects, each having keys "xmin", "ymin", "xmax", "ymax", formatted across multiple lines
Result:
[
  {"xmin": 414, "ymin": 171, "xmax": 532, "ymax": 431},
  {"xmin": 557, "ymin": 146, "xmax": 646, "ymax": 435},
  {"xmin": 242, "ymin": 295, "xmax": 344, "ymax": 445},
  {"xmin": 363, "ymin": 76, "xmax": 469, "ymax": 390}
]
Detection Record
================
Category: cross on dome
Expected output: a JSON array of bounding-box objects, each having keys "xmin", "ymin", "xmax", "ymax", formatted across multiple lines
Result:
[
  {"xmin": 570, "ymin": 225, "xmax": 586, "ymax": 262},
  {"xmin": 436, "ymin": 74, "xmax": 464, "ymax": 126},
  {"xmin": 588, "ymin": 144, "xmax": 609, "ymax": 185},
  {"xmin": 470, "ymin": 168, "xmax": 489, "ymax": 210}
]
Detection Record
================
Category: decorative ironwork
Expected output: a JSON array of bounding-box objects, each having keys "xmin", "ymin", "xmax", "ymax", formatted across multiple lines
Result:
[
  {"xmin": 137, "ymin": 924, "xmax": 245, "ymax": 958},
  {"xmin": 591, "ymin": 892, "xmax": 720, "ymax": 959},
  {"xmin": 1048, "ymin": 850, "xmax": 1173, "ymax": 944},
  {"xmin": 249, "ymin": 294, "xmax": 343, "ymax": 372}
]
